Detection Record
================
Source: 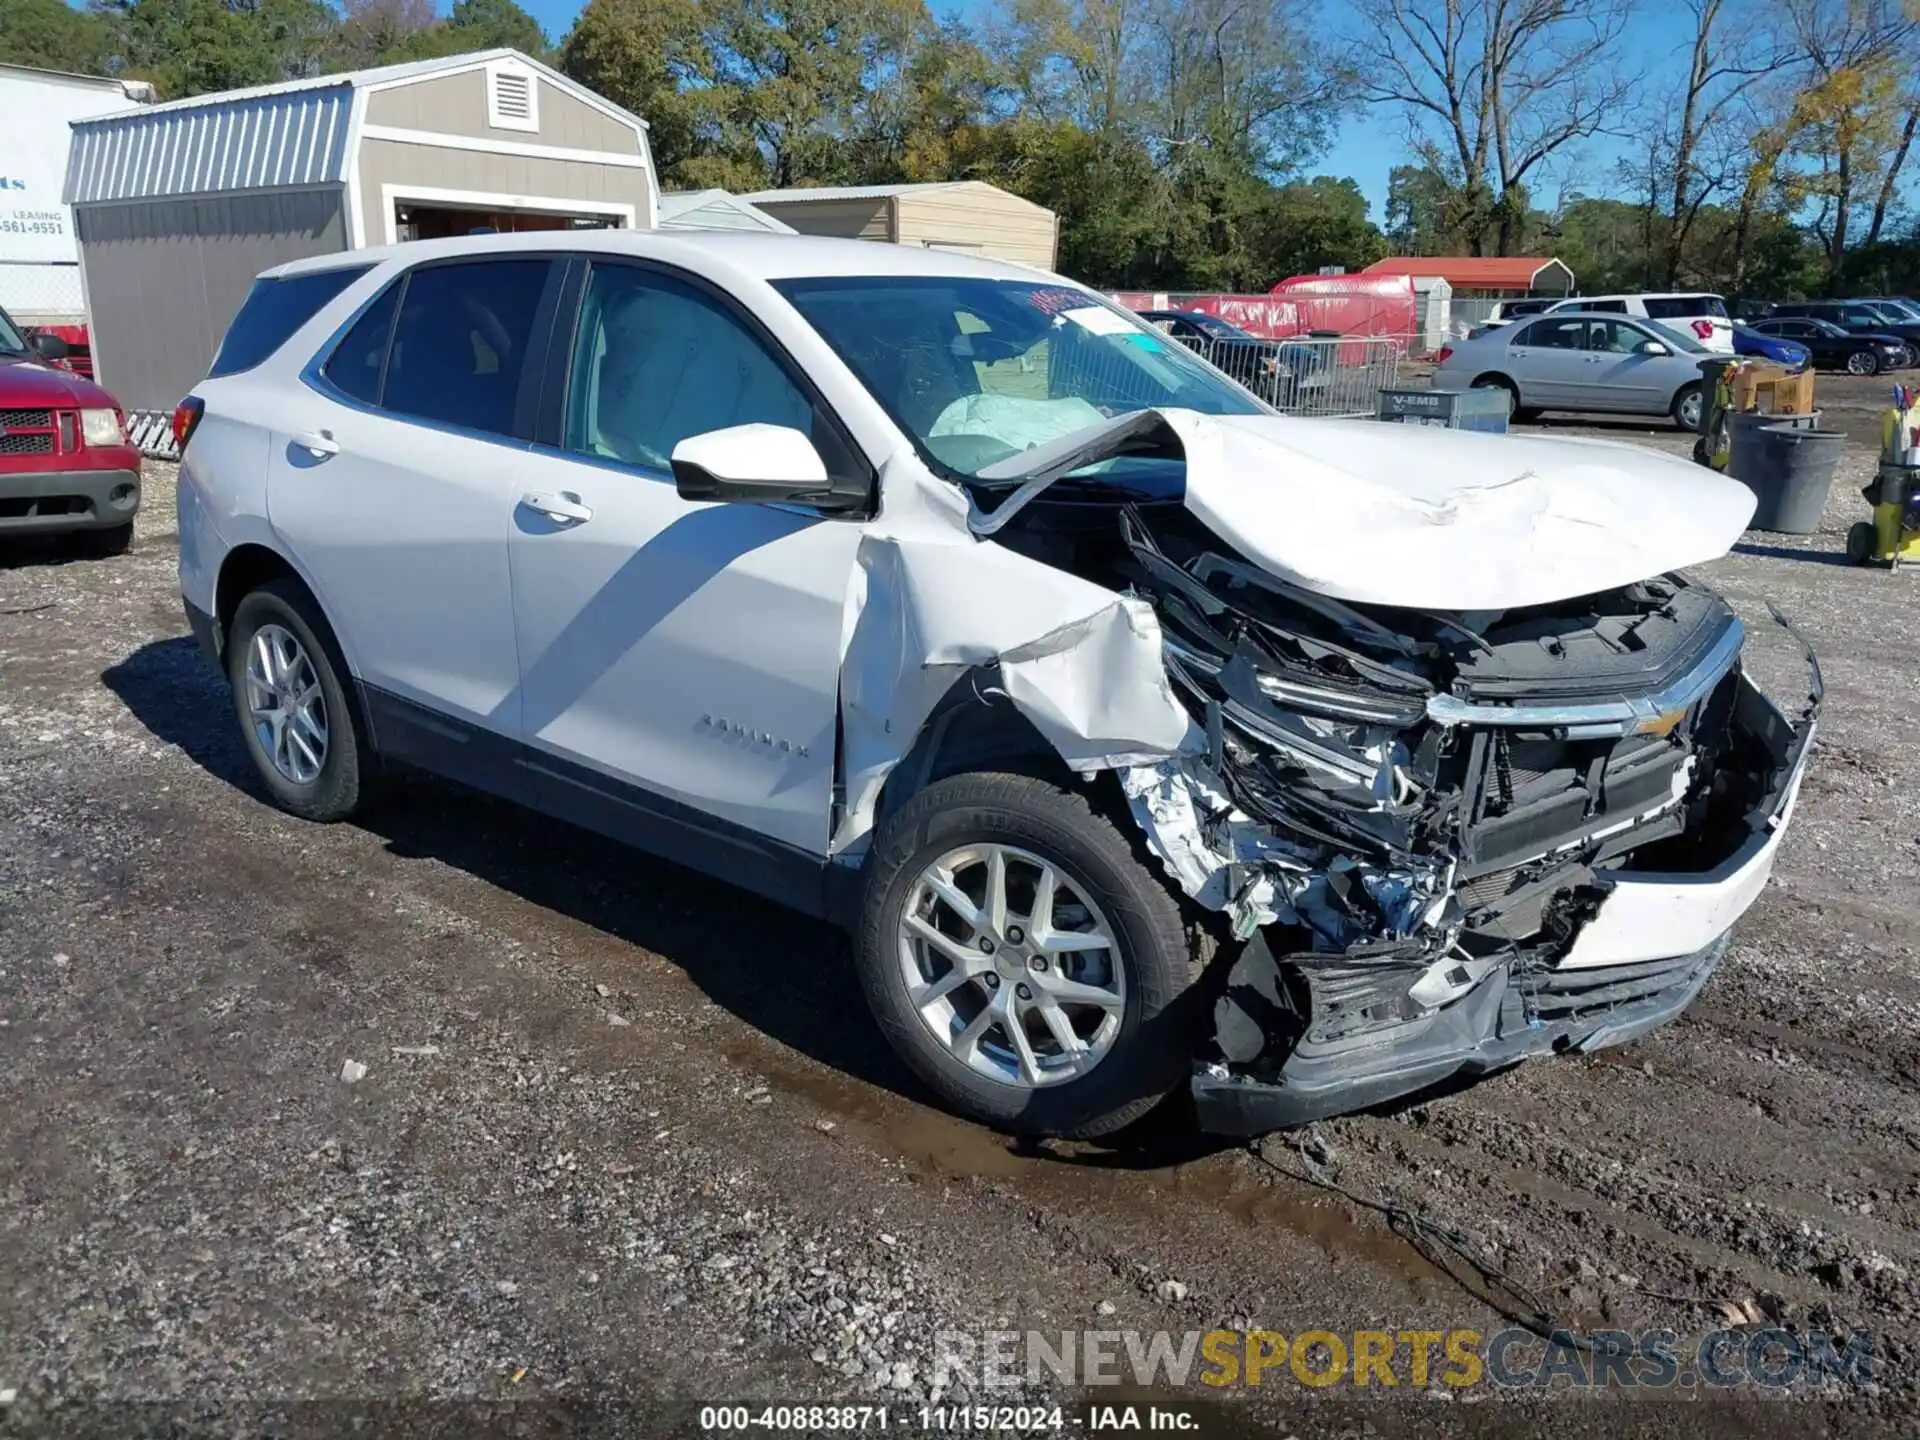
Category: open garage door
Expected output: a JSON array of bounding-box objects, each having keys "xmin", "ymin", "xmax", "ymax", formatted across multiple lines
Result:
[{"xmin": 393, "ymin": 199, "xmax": 627, "ymax": 243}]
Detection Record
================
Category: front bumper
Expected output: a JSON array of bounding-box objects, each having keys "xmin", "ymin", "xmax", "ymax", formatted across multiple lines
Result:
[
  {"xmin": 1193, "ymin": 673, "xmax": 1816, "ymax": 1135},
  {"xmin": 0, "ymin": 468, "xmax": 140, "ymax": 534}
]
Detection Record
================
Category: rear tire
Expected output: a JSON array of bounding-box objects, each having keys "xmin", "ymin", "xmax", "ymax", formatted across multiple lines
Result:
[
  {"xmin": 1672, "ymin": 382, "xmax": 1704, "ymax": 431},
  {"xmin": 1473, "ymin": 375, "xmax": 1535, "ymax": 423},
  {"xmin": 227, "ymin": 578, "xmax": 372, "ymax": 823},
  {"xmin": 856, "ymin": 772, "xmax": 1196, "ymax": 1139}
]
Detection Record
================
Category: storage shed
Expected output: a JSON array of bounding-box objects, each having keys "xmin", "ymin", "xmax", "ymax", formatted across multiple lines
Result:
[
  {"xmin": 658, "ymin": 189, "xmax": 794, "ymax": 234},
  {"xmin": 64, "ymin": 49, "xmax": 657, "ymax": 415},
  {"xmin": 743, "ymin": 182, "xmax": 1058, "ymax": 268}
]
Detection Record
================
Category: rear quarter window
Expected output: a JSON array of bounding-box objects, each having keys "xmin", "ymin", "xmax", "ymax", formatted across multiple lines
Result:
[{"xmin": 209, "ymin": 268, "xmax": 370, "ymax": 378}]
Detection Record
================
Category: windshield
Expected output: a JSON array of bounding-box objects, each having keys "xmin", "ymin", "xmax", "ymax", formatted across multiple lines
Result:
[
  {"xmin": 1867, "ymin": 300, "xmax": 1920, "ymax": 322},
  {"xmin": 0, "ymin": 307, "xmax": 27, "ymax": 356},
  {"xmin": 774, "ymin": 276, "xmax": 1265, "ymax": 478}
]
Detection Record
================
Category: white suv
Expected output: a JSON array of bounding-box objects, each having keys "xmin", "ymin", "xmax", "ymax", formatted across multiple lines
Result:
[
  {"xmin": 1544, "ymin": 292, "xmax": 1734, "ymax": 351},
  {"xmin": 177, "ymin": 232, "xmax": 1816, "ymax": 1139}
]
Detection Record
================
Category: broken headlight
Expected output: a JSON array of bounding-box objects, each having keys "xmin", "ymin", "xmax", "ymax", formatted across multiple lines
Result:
[{"xmin": 1251, "ymin": 670, "xmax": 1428, "ymax": 727}]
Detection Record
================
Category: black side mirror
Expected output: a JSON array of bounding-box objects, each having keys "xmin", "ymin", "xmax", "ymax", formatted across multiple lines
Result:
[{"xmin": 31, "ymin": 332, "xmax": 71, "ymax": 362}]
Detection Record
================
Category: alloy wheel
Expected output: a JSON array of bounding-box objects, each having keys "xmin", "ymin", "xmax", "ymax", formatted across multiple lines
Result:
[
  {"xmin": 1679, "ymin": 389, "xmax": 1704, "ymax": 430},
  {"xmin": 1848, "ymin": 350, "xmax": 1875, "ymax": 375},
  {"xmin": 897, "ymin": 843, "xmax": 1125, "ymax": 1090},
  {"xmin": 243, "ymin": 623, "xmax": 328, "ymax": 785}
]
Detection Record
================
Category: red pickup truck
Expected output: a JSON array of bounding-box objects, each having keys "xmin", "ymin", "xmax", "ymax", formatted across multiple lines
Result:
[{"xmin": 0, "ymin": 302, "xmax": 140, "ymax": 556}]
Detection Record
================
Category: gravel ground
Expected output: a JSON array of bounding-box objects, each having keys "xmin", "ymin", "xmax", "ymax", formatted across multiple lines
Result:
[{"xmin": 2, "ymin": 394, "xmax": 1917, "ymax": 1437}]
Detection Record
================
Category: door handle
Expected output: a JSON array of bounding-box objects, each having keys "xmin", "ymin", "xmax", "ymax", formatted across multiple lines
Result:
[
  {"xmin": 521, "ymin": 490, "xmax": 593, "ymax": 525},
  {"xmin": 292, "ymin": 430, "xmax": 338, "ymax": 457}
]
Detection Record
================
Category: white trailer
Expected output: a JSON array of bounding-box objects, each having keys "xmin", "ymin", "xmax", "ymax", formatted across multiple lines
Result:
[{"xmin": 0, "ymin": 64, "xmax": 151, "ymax": 362}]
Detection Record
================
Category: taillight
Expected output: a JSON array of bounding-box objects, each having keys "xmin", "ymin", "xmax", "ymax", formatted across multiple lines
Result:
[
  {"xmin": 1693, "ymin": 320, "xmax": 1714, "ymax": 339},
  {"xmin": 172, "ymin": 396, "xmax": 204, "ymax": 452},
  {"xmin": 1435, "ymin": 345, "xmax": 1454, "ymax": 363}
]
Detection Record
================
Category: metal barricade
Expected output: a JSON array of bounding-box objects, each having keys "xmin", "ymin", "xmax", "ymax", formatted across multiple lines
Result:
[
  {"xmin": 1174, "ymin": 334, "xmax": 1406, "ymax": 418},
  {"xmin": 127, "ymin": 409, "xmax": 181, "ymax": 461}
]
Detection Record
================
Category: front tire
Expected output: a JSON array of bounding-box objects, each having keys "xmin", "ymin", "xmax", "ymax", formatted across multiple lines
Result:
[
  {"xmin": 856, "ymin": 772, "xmax": 1196, "ymax": 1138},
  {"xmin": 227, "ymin": 579, "xmax": 371, "ymax": 822},
  {"xmin": 1847, "ymin": 349, "xmax": 1880, "ymax": 376}
]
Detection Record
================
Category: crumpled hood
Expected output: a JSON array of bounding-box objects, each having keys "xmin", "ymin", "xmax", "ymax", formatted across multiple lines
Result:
[{"xmin": 1173, "ymin": 412, "xmax": 1757, "ymax": 610}]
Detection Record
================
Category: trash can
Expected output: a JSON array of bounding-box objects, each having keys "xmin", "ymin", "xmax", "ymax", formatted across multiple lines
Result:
[
  {"xmin": 1737, "ymin": 424, "xmax": 1844, "ymax": 533},
  {"xmin": 1729, "ymin": 408, "xmax": 1819, "ymax": 477}
]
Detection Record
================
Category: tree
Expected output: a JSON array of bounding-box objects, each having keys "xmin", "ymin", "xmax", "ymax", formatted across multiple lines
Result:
[
  {"xmin": 559, "ymin": 0, "xmax": 729, "ymax": 186},
  {"xmin": 324, "ymin": 0, "xmax": 434, "ymax": 69},
  {"xmin": 695, "ymin": 0, "xmax": 926, "ymax": 187},
  {"xmin": 97, "ymin": 0, "xmax": 336, "ymax": 97},
  {"xmin": 1641, "ymin": 0, "xmax": 1795, "ymax": 286},
  {"xmin": 1347, "ymin": 0, "xmax": 1637, "ymax": 255},
  {"xmin": 377, "ymin": 0, "xmax": 551, "ymax": 63},
  {"xmin": 1778, "ymin": 0, "xmax": 1917, "ymax": 284},
  {"xmin": 0, "ymin": 0, "xmax": 115, "ymax": 73}
]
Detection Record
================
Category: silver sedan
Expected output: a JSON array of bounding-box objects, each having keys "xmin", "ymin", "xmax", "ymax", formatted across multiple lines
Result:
[{"xmin": 1432, "ymin": 311, "xmax": 1709, "ymax": 429}]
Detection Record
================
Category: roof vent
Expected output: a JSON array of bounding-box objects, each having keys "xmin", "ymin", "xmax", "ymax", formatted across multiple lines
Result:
[{"xmin": 487, "ymin": 61, "xmax": 538, "ymax": 133}]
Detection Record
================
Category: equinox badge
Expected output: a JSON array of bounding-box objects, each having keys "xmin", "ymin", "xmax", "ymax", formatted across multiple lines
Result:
[{"xmin": 698, "ymin": 713, "xmax": 809, "ymax": 758}]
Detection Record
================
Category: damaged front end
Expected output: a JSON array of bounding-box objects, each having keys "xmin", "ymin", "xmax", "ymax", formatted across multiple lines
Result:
[{"xmin": 1101, "ymin": 504, "xmax": 1820, "ymax": 1134}]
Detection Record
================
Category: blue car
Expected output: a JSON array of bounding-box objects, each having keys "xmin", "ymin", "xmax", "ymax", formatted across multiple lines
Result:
[{"xmin": 1733, "ymin": 323, "xmax": 1811, "ymax": 370}]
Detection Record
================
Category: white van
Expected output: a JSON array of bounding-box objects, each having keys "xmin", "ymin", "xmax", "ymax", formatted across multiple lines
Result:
[{"xmin": 1544, "ymin": 292, "xmax": 1733, "ymax": 352}]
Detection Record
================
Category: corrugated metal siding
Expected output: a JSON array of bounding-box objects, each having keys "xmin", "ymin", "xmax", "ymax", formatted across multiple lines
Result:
[
  {"xmin": 66, "ymin": 86, "xmax": 353, "ymax": 204},
  {"xmin": 75, "ymin": 188, "xmax": 346, "ymax": 411},
  {"xmin": 894, "ymin": 184, "xmax": 1057, "ymax": 267}
]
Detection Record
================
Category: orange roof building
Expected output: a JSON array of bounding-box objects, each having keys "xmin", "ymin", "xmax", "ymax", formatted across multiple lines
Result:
[{"xmin": 1362, "ymin": 256, "xmax": 1574, "ymax": 295}]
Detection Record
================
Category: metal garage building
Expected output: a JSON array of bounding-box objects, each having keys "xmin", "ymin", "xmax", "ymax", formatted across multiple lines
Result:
[
  {"xmin": 743, "ymin": 182, "xmax": 1058, "ymax": 268},
  {"xmin": 64, "ymin": 49, "xmax": 657, "ymax": 418}
]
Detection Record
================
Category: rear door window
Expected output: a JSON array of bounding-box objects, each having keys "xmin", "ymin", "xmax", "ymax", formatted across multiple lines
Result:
[
  {"xmin": 1515, "ymin": 318, "xmax": 1585, "ymax": 348},
  {"xmin": 210, "ymin": 267, "xmax": 369, "ymax": 377},
  {"xmin": 380, "ymin": 259, "xmax": 553, "ymax": 438},
  {"xmin": 1582, "ymin": 299, "xmax": 1628, "ymax": 313}
]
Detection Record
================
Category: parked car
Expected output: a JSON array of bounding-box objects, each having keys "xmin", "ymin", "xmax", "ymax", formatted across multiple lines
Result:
[
  {"xmin": 1542, "ymin": 292, "xmax": 1734, "ymax": 352},
  {"xmin": 1731, "ymin": 323, "xmax": 1810, "ymax": 369},
  {"xmin": 1766, "ymin": 300, "xmax": 1920, "ymax": 364},
  {"xmin": 176, "ymin": 232, "xmax": 1817, "ymax": 1138},
  {"xmin": 1471, "ymin": 296, "xmax": 1560, "ymax": 335},
  {"xmin": 1431, "ymin": 310, "xmax": 1711, "ymax": 428},
  {"xmin": 1137, "ymin": 309, "xmax": 1328, "ymax": 406},
  {"xmin": 1748, "ymin": 315, "xmax": 1907, "ymax": 375},
  {"xmin": 0, "ymin": 301, "xmax": 139, "ymax": 554}
]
